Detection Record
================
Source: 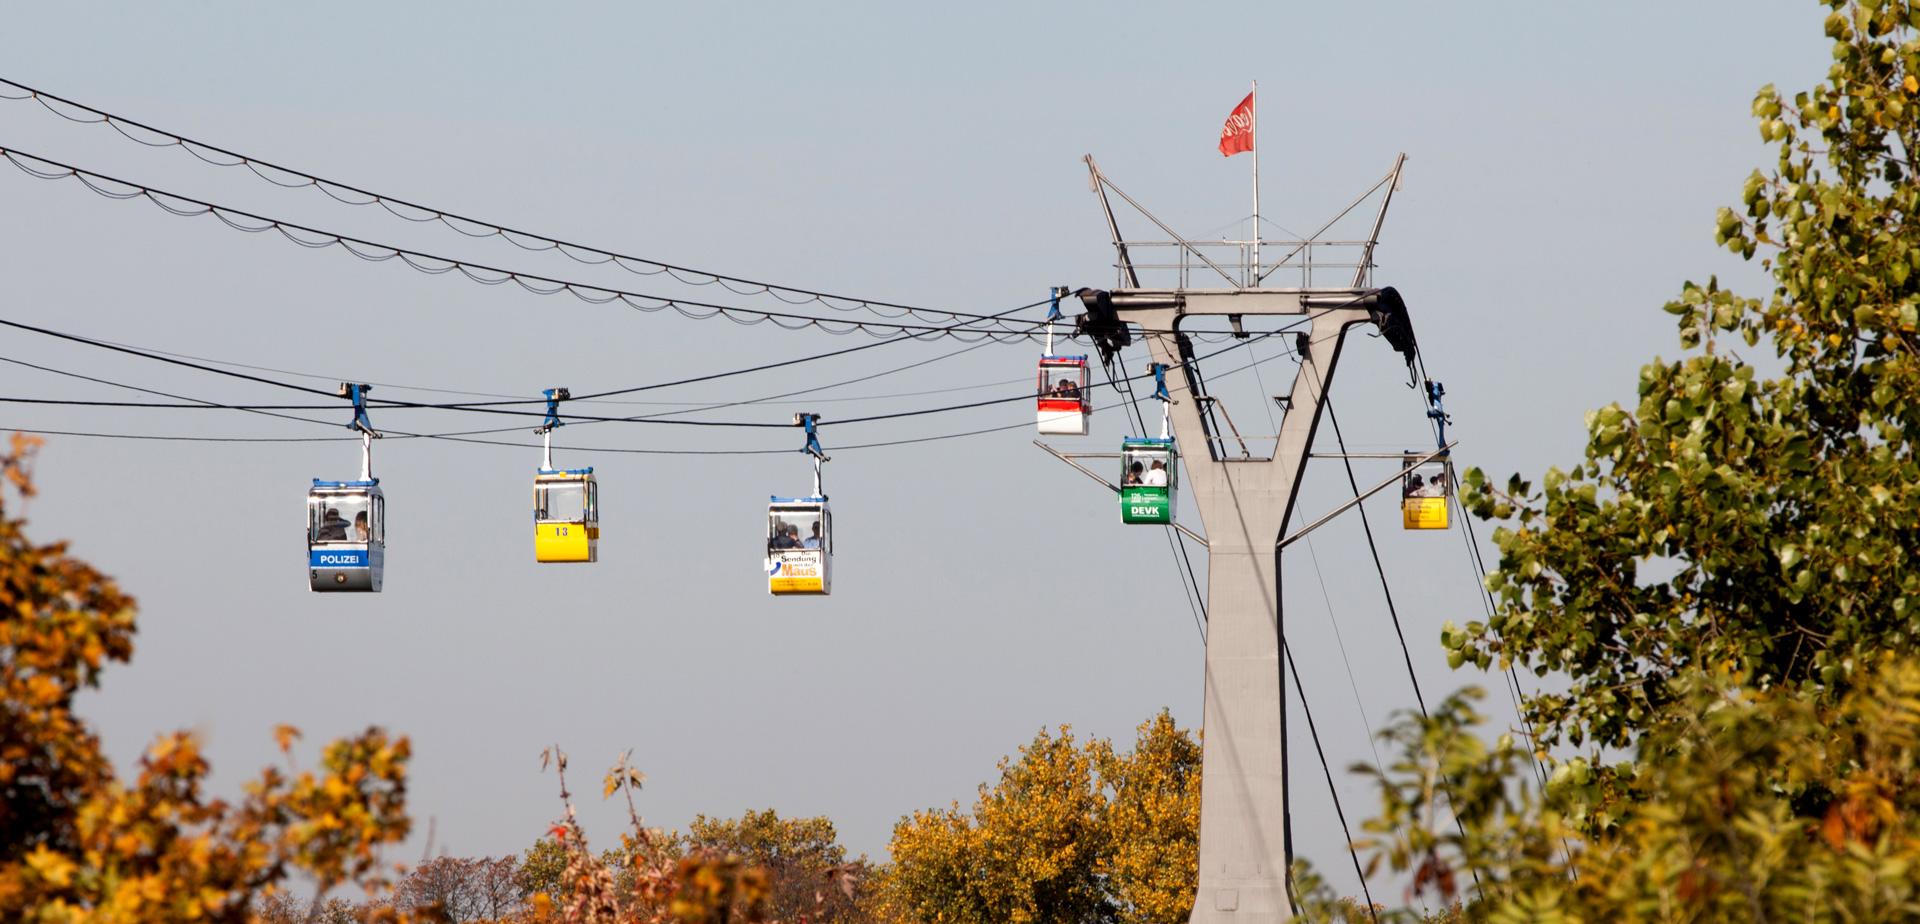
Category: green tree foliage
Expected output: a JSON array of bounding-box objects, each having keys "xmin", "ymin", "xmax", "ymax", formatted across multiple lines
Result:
[
  {"xmin": 1331, "ymin": 4, "xmax": 1920, "ymax": 919},
  {"xmin": 1446, "ymin": 0, "xmax": 1920, "ymax": 751},
  {"xmin": 0, "ymin": 435, "xmax": 417, "ymax": 922},
  {"xmin": 1332, "ymin": 658, "xmax": 1920, "ymax": 921},
  {"xmin": 878, "ymin": 711, "xmax": 1199, "ymax": 924},
  {"xmin": 514, "ymin": 839, "xmax": 569, "ymax": 911}
]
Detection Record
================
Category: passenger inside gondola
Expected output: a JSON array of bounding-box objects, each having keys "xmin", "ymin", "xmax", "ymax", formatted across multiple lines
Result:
[
  {"xmin": 770, "ymin": 511, "xmax": 822, "ymax": 553},
  {"xmin": 1124, "ymin": 445, "xmax": 1174, "ymax": 484},
  {"xmin": 313, "ymin": 493, "xmax": 373, "ymax": 544},
  {"xmin": 317, "ymin": 508, "xmax": 349, "ymax": 541}
]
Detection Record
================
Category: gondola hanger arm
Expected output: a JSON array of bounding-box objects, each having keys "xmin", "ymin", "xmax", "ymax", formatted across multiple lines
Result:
[
  {"xmin": 1034, "ymin": 440, "xmax": 1208, "ymax": 548},
  {"xmin": 1277, "ymin": 440, "xmax": 1457, "ymax": 551}
]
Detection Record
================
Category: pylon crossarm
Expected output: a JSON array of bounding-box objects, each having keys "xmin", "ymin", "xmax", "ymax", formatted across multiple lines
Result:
[
  {"xmin": 1083, "ymin": 156, "xmax": 1141, "ymax": 288},
  {"xmin": 1349, "ymin": 154, "xmax": 1408, "ymax": 289},
  {"xmin": 1089, "ymin": 165, "xmax": 1244, "ymax": 289},
  {"xmin": 1034, "ymin": 441, "xmax": 1208, "ymax": 548},
  {"xmin": 1250, "ymin": 154, "xmax": 1406, "ymax": 287}
]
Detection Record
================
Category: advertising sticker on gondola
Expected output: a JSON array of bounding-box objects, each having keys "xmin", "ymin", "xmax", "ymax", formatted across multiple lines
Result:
[
  {"xmin": 1121, "ymin": 486, "xmax": 1172, "ymax": 524},
  {"xmin": 768, "ymin": 550, "xmax": 825, "ymax": 594}
]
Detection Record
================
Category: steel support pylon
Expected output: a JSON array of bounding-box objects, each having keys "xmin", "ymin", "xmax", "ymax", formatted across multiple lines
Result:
[{"xmin": 1088, "ymin": 289, "xmax": 1382, "ymax": 922}]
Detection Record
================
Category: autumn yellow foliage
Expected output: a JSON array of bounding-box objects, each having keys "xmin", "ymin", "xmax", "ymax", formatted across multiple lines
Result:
[{"xmin": 876, "ymin": 711, "xmax": 1199, "ymax": 924}]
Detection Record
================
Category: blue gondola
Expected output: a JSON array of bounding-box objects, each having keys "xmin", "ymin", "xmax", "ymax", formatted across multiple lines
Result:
[{"xmin": 309, "ymin": 384, "xmax": 385, "ymax": 592}]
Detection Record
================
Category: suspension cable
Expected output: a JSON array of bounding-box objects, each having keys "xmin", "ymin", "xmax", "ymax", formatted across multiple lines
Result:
[
  {"xmin": 1321, "ymin": 395, "xmax": 1482, "ymax": 894},
  {"xmin": 0, "ymin": 75, "xmax": 1018, "ymax": 326},
  {"xmin": 0, "ymin": 144, "xmax": 1047, "ymax": 341},
  {"xmin": 1284, "ymin": 641, "xmax": 1380, "ymax": 923},
  {"xmin": 2, "ymin": 322, "xmax": 1312, "ymax": 454},
  {"xmin": 1323, "ymin": 399, "xmax": 1429, "ymax": 715}
]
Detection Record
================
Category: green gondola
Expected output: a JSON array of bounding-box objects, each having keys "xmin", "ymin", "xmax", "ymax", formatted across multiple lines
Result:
[{"xmin": 1119, "ymin": 437, "xmax": 1177, "ymax": 524}]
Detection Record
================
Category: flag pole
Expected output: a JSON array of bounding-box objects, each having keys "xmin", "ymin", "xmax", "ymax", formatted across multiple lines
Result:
[{"xmin": 1250, "ymin": 80, "xmax": 1259, "ymax": 285}]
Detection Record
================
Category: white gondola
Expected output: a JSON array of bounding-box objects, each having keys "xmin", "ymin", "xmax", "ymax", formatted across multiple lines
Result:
[
  {"xmin": 1034, "ymin": 290, "xmax": 1092, "ymax": 435},
  {"xmin": 767, "ymin": 413, "xmax": 832, "ymax": 595},
  {"xmin": 1036, "ymin": 355, "xmax": 1091, "ymax": 435},
  {"xmin": 309, "ymin": 384, "xmax": 385, "ymax": 592}
]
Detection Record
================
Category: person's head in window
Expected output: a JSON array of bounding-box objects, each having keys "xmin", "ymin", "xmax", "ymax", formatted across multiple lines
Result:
[
  {"xmin": 316, "ymin": 507, "xmax": 347, "ymax": 541},
  {"xmin": 354, "ymin": 511, "xmax": 370, "ymax": 541},
  {"xmin": 1127, "ymin": 461, "xmax": 1144, "ymax": 485}
]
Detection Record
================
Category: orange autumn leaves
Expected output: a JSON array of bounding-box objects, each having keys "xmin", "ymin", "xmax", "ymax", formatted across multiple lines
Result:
[{"xmin": 0, "ymin": 436, "xmax": 414, "ymax": 922}]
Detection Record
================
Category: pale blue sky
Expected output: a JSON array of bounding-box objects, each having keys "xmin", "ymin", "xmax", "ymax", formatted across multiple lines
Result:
[{"xmin": 0, "ymin": 0, "xmax": 1819, "ymax": 904}]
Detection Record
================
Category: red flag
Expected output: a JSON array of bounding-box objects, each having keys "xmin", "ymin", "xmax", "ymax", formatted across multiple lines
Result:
[{"xmin": 1218, "ymin": 91, "xmax": 1254, "ymax": 157}]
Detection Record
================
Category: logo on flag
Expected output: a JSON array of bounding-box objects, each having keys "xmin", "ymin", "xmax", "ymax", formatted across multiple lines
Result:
[{"xmin": 1219, "ymin": 91, "xmax": 1255, "ymax": 157}]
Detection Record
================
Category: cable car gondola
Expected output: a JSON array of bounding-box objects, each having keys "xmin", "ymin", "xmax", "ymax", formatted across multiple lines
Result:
[
  {"xmin": 309, "ymin": 384, "xmax": 385, "ymax": 592},
  {"xmin": 1401, "ymin": 452, "xmax": 1450, "ymax": 530},
  {"xmin": 767, "ymin": 413, "xmax": 831, "ymax": 595},
  {"xmin": 1037, "ymin": 355, "xmax": 1091, "ymax": 435},
  {"xmin": 1120, "ymin": 437, "xmax": 1177, "ymax": 524},
  {"xmin": 1035, "ymin": 290, "xmax": 1092, "ymax": 436},
  {"xmin": 1403, "ymin": 381, "xmax": 1451, "ymax": 531},
  {"xmin": 532, "ymin": 388, "xmax": 599, "ymax": 563},
  {"xmin": 1119, "ymin": 364, "xmax": 1177, "ymax": 525}
]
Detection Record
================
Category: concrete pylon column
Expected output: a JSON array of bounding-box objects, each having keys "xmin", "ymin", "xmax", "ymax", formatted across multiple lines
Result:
[{"xmin": 1121, "ymin": 297, "xmax": 1371, "ymax": 923}]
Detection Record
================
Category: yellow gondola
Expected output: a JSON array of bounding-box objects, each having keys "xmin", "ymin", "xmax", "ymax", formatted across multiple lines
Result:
[
  {"xmin": 1401, "ymin": 451, "xmax": 1450, "ymax": 530},
  {"xmin": 534, "ymin": 467, "xmax": 599, "ymax": 562},
  {"xmin": 1404, "ymin": 381, "xmax": 1453, "ymax": 530},
  {"xmin": 532, "ymin": 388, "xmax": 599, "ymax": 563}
]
